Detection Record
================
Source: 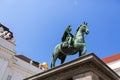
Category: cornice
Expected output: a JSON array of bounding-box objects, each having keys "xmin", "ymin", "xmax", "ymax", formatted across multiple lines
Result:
[
  {"xmin": 0, "ymin": 37, "xmax": 16, "ymax": 45},
  {"xmin": 0, "ymin": 45, "xmax": 16, "ymax": 56}
]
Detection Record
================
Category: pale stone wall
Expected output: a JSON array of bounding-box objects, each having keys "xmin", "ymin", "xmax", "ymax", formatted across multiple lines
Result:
[
  {"xmin": 106, "ymin": 59, "xmax": 120, "ymax": 76},
  {"xmin": 6, "ymin": 66, "xmax": 31, "ymax": 80},
  {"xmin": 14, "ymin": 56, "xmax": 42, "ymax": 74},
  {"xmin": 0, "ymin": 58, "xmax": 9, "ymax": 80}
]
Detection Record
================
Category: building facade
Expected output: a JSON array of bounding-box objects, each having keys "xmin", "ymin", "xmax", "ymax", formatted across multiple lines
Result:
[
  {"xmin": 0, "ymin": 23, "xmax": 45, "ymax": 80},
  {"xmin": 103, "ymin": 53, "xmax": 120, "ymax": 76}
]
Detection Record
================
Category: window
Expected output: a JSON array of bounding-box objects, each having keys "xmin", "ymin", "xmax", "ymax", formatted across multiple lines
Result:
[{"xmin": 7, "ymin": 75, "xmax": 12, "ymax": 80}]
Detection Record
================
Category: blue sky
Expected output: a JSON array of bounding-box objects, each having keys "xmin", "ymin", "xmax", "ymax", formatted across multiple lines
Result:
[{"xmin": 0, "ymin": 0, "xmax": 120, "ymax": 67}]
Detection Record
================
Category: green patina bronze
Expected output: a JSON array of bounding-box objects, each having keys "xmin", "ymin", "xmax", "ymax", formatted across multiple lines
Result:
[{"xmin": 51, "ymin": 22, "xmax": 89, "ymax": 68}]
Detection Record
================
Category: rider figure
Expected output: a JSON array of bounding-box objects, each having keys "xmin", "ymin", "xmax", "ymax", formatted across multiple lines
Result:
[{"xmin": 62, "ymin": 25, "xmax": 73, "ymax": 48}]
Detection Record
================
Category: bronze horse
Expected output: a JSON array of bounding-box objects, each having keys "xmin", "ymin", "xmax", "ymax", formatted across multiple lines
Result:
[{"xmin": 51, "ymin": 22, "xmax": 89, "ymax": 68}]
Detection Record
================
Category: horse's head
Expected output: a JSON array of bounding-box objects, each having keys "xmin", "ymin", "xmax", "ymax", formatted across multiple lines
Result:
[{"xmin": 77, "ymin": 22, "xmax": 89, "ymax": 35}]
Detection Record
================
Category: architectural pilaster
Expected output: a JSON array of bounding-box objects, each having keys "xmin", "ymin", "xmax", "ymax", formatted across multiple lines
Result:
[{"xmin": 0, "ymin": 58, "xmax": 8, "ymax": 80}]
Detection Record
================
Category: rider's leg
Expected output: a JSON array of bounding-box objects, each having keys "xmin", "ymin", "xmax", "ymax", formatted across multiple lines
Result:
[{"xmin": 68, "ymin": 37, "xmax": 72, "ymax": 47}]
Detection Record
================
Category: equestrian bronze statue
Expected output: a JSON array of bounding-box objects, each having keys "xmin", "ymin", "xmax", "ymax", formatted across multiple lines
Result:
[{"xmin": 51, "ymin": 22, "xmax": 89, "ymax": 68}]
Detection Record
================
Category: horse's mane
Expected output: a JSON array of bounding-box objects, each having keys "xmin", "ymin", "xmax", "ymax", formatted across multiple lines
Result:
[
  {"xmin": 76, "ymin": 22, "xmax": 87, "ymax": 33},
  {"xmin": 75, "ymin": 22, "xmax": 88, "ymax": 36},
  {"xmin": 76, "ymin": 26, "xmax": 80, "ymax": 32},
  {"xmin": 75, "ymin": 26, "xmax": 81, "ymax": 36}
]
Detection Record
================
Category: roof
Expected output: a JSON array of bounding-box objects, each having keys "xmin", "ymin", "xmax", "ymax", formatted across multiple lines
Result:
[
  {"xmin": 15, "ymin": 55, "xmax": 39, "ymax": 67},
  {"xmin": 15, "ymin": 55, "xmax": 31, "ymax": 63},
  {"xmin": 102, "ymin": 53, "xmax": 120, "ymax": 63}
]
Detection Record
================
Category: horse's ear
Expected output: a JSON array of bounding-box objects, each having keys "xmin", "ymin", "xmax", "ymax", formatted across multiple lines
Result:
[
  {"xmin": 83, "ymin": 22, "xmax": 85, "ymax": 24},
  {"xmin": 68, "ymin": 25, "xmax": 72, "ymax": 28},
  {"xmin": 83, "ymin": 22, "xmax": 88, "ymax": 25},
  {"xmin": 68, "ymin": 25, "xmax": 71, "ymax": 27}
]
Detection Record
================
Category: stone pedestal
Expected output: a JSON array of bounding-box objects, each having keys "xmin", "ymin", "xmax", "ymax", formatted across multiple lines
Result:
[
  {"xmin": 73, "ymin": 72, "xmax": 99, "ymax": 80},
  {"xmin": 24, "ymin": 53, "xmax": 120, "ymax": 80}
]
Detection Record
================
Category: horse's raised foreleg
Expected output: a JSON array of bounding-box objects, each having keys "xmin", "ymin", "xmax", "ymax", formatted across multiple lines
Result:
[
  {"xmin": 79, "ymin": 50, "xmax": 82, "ymax": 57},
  {"xmin": 60, "ymin": 55, "xmax": 66, "ymax": 64},
  {"xmin": 81, "ymin": 45, "xmax": 87, "ymax": 56}
]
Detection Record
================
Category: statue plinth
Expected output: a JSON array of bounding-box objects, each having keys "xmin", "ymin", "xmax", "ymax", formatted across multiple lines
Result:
[{"xmin": 24, "ymin": 53, "xmax": 120, "ymax": 80}]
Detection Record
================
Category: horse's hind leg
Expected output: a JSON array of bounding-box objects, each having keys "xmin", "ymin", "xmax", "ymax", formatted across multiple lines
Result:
[{"xmin": 51, "ymin": 53, "xmax": 57, "ymax": 68}]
